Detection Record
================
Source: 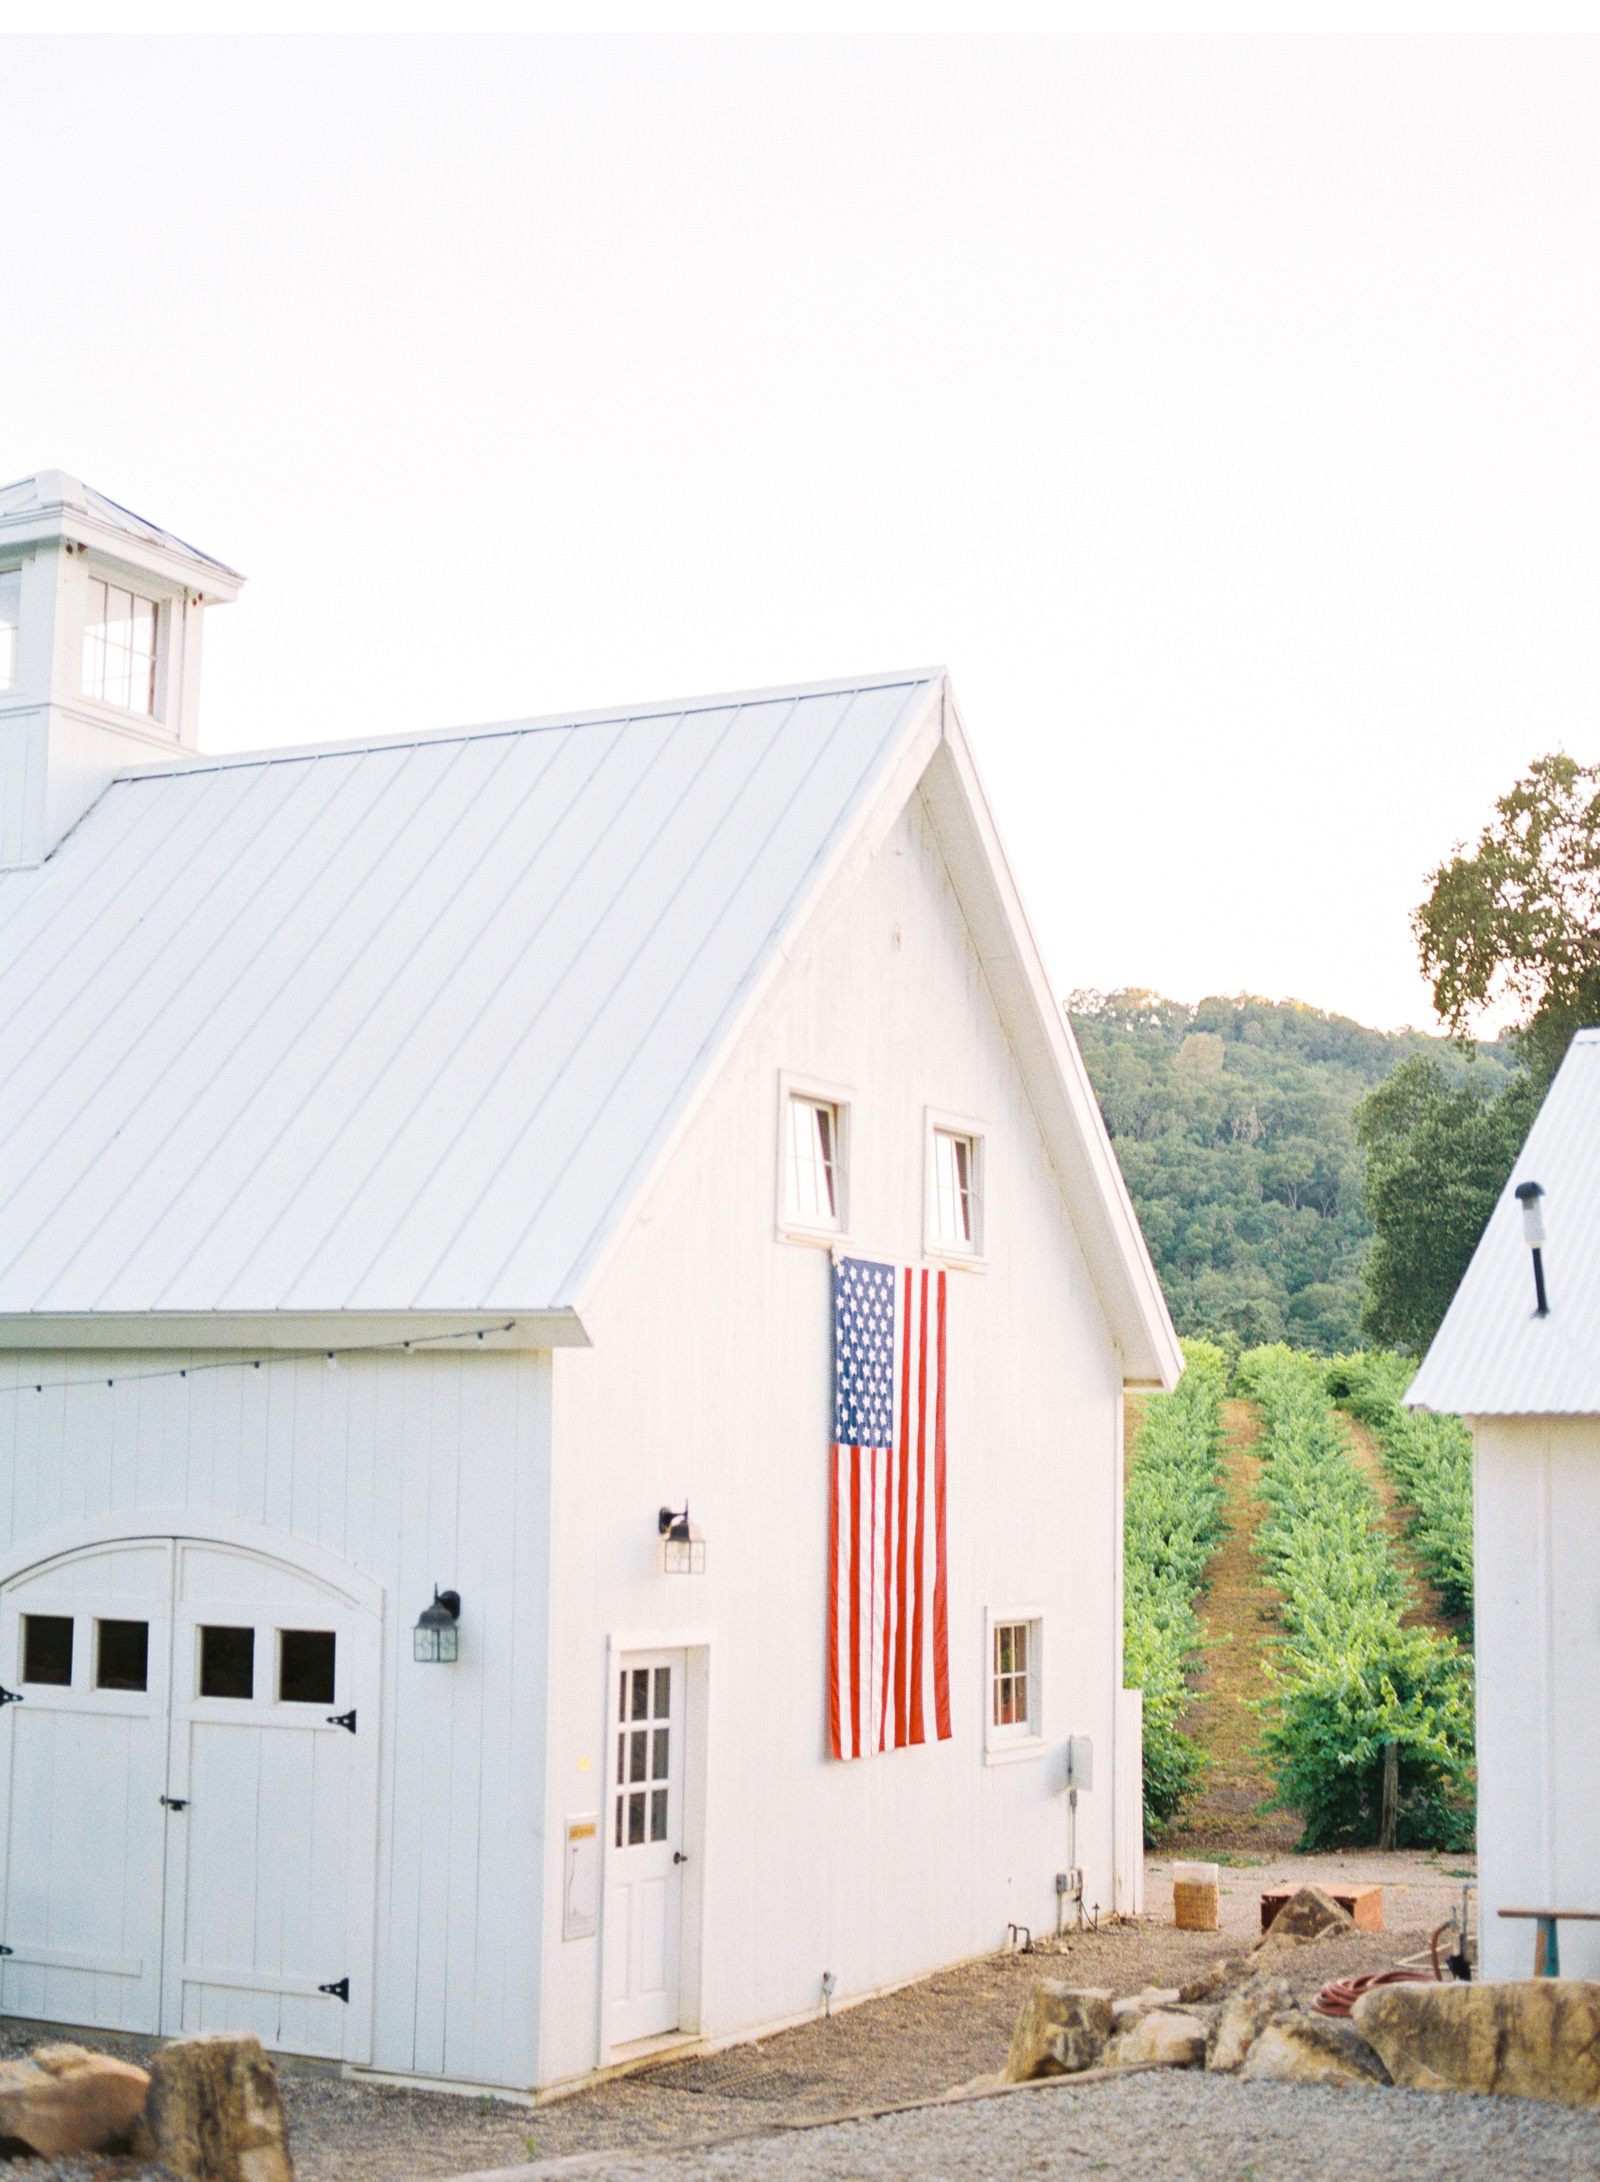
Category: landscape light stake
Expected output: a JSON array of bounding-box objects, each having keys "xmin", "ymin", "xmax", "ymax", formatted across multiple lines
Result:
[{"xmin": 1515, "ymin": 1181, "xmax": 1550, "ymax": 1317}]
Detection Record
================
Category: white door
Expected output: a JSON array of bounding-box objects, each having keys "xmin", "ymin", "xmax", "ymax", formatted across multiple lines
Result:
[
  {"xmin": 0, "ymin": 1536, "xmax": 378, "ymax": 2062},
  {"xmin": 603, "ymin": 1651, "xmax": 686, "ymax": 2046},
  {"xmin": 161, "ymin": 1543, "xmax": 379, "ymax": 2062},
  {"xmin": 0, "ymin": 1541, "xmax": 174, "ymax": 2033}
]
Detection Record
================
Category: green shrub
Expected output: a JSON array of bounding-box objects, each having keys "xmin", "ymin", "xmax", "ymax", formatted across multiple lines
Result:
[
  {"xmin": 1236, "ymin": 1345, "xmax": 1473, "ymax": 1850},
  {"xmin": 1326, "ymin": 1350, "xmax": 1474, "ymax": 1625},
  {"xmin": 1123, "ymin": 1339, "xmax": 1229, "ymax": 1841}
]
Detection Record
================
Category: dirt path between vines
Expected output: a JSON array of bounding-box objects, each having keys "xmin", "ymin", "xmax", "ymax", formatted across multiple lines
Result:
[
  {"xmin": 1339, "ymin": 1414, "xmax": 1461, "ymax": 1637},
  {"xmin": 1155, "ymin": 1398, "xmax": 1300, "ymax": 1858}
]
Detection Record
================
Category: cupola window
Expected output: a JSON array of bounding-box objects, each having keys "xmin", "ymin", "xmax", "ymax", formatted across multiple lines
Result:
[
  {"xmin": 0, "ymin": 569, "xmax": 19, "ymax": 693},
  {"xmin": 81, "ymin": 577, "xmax": 159, "ymax": 716}
]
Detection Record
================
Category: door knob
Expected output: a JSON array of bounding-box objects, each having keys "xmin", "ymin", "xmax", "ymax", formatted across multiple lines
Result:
[
  {"xmin": 673, "ymin": 1851, "xmax": 689, "ymax": 1865},
  {"xmin": 160, "ymin": 1796, "xmax": 188, "ymax": 1811}
]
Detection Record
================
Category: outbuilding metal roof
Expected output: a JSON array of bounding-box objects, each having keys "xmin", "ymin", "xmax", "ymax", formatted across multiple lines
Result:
[
  {"xmin": 1408, "ymin": 1029, "xmax": 1600, "ymax": 1416},
  {"xmin": 0, "ymin": 666, "xmax": 1181, "ymax": 1385},
  {"xmin": 0, "ymin": 472, "xmax": 242, "ymax": 582}
]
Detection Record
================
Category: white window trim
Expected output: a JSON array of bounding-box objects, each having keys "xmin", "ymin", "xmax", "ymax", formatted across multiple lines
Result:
[
  {"xmin": 74, "ymin": 556, "xmax": 181, "ymax": 737},
  {"xmin": 984, "ymin": 1603, "xmax": 1045, "ymax": 1765},
  {"xmin": 923, "ymin": 1105, "xmax": 987, "ymax": 1267},
  {"xmin": 776, "ymin": 1071, "xmax": 853, "ymax": 1247}
]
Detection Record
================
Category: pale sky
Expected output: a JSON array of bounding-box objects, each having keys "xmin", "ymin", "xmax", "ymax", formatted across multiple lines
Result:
[{"xmin": 5, "ymin": 34, "xmax": 1596, "ymax": 1035}]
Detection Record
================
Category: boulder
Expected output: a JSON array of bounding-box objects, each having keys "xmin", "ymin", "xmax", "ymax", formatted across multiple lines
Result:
[
  {"xmin": 1205, "ymin": 1973, "xmax": 1296, "ymax": 2073},
  {"xmin": 1109, "ymin": 2009, "xmax": 1207, "ymax": 2069},
  {"xmin": 1179, "ymin": 1957, "xmax": 1245, "ymax": 2004},
  {"xmin": 1352, "ymin": 1979, "xmax": 1600, "ymax": 2108},
  {"xmin": 1003, "ymin": 1982, "xmax": 1115, "ymax": 2082},
  {"xmin": 1238, "ymin": 2013, "xmax": 1392, "ymax": 2088},
  {"xmin": 138, "ymin": 2032, "xmax": 294, "ymax": 2182},
  {"xmin": 1111, "ymin": 1986, "xmax": 1182, "ymax": 2027},
  {"xmin": 0, "ymin": 2043, "xmax": 150, "ymax": 2158},
  {"xmin": 1255, "ymin": 1886, "xmax": 1357, "ymax": 1950}
]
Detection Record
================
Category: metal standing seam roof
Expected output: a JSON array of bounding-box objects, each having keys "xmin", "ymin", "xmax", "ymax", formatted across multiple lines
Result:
[
  {"xmin": 0, "ymin": 673, "xmax": 938, "ymax": 1320},
  {"xmin": 1408, "ymin": 1029, "xmax": 1600, "ymax": 1417}
]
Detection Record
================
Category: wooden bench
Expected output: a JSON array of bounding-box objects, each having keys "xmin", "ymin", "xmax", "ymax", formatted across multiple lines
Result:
[
  {"xmin": 1259, "ymin": 1884, "xmax": 1383, "ymax": 1933},
  {"xmin": 1498, "ymin": 1907, "xmax": 1600, "ymax": 1976}
]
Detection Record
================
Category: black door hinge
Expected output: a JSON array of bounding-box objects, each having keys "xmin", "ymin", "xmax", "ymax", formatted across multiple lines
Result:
[
  {"xmin": 0, "ymin": 1687, "xmax": 22, "ymax": 1707},
  {"xmin": 160, "ymin": 1796, "xmax": 188, "ymax": 1810},
  {"xmin": 0, "ymin": 1944, "xmax": 13, "ymax": 1956},
  {"xmin": 318, "ymin": 1977, "xmax": 350, "ymax": 2002},
  {"xmin": 326, "ymin": 1709, "xmax": 356, "ymax": 1735}
]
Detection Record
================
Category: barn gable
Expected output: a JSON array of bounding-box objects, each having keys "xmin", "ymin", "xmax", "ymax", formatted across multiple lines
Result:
[{"xmin": 0, "ymin": 667, "xmax": 1178, "ymax": 1389}]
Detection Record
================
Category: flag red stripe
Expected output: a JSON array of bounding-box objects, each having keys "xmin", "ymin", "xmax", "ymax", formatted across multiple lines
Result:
[
  {"xmin": 827, "ymin": 1444, "xmax": 842, "ymax": 1760},
  {"xmin": 894, "ymin": 1268, "xmax": 912, "ymax": 1749},
  {"xmin": 933, "ymin": 1270, "xmax": 951, "ymax": 1740},
  {"xmin": 910, "ymin": 1268, "xmax": 929, "ymax": 1746},
  {"xmin": 849, "ymin": 1444, "xmax": 863, "ymax": 1760}
]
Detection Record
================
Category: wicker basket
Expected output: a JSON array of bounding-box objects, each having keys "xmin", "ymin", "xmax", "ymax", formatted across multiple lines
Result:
[{"xmin": 1173, "ymin": 1861, "xmax": 1221, "ymax": 1931}]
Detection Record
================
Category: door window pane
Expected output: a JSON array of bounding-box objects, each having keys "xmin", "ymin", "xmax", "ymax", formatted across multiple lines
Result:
[
  {"xmin": 652, "ymin": 1726, "xmax": 669, "ymax": 1779},
  {"xmin": 22, "ymin": 1614, "xmax": 72, "ymax": 1686},
  {"xmin": 630, "ymin": 1729, "xmax": 648, "ymax": 1783},
  {"xmin": 653, "ymin": 1666, "xmax": 671, "ymax": 1716},
  {"xmin": 650, "ymin": 1788, "xmax": 668, "ymax": 1841},
  {"xmin": 96, "ymin": 1619, "xmax": 149, "ymax": 1691},
  {"xmin": 631, "ymin": 1668, "xmax": 650, "ymax": 1719},
  {"xmin": 200, "ymin": 1625, "xmax": 255, "ymax": 1699},
  {"xmin": 278, "ymin": 1630, "xmax": 336, "ymax": 1705},
  {"xmin": 628, "ymin": 1791, "xmax": 646, "ymax": 1844}
]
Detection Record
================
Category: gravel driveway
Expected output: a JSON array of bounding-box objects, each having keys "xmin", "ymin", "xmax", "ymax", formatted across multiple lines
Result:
[{"xmin": 563, "ymin": 2072, "xmax": 1600, "ymax": 2182}]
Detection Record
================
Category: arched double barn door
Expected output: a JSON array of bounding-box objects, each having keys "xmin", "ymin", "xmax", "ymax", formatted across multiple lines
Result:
[{"xmin": 0, "ymin": 1526, "xmax": 380, "ymax": 2063}]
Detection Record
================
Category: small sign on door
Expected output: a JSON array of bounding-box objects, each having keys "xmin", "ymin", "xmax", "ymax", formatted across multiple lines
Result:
[{"xmin": 563, "ymin": 1816, "xmax": 599, "ymax": 1941}]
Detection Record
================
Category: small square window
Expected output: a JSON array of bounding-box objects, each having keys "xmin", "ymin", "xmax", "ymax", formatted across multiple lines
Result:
[
  {"xmin": 22, "ymin": 1614, "xmax": 73, "ymax": 1687},
  {"xmin": 986, "ymin": 1612, "xmax": 1042, "ymax": 1760},
  {"xmin": 933, "ymin": 1130, "xmax": 976, "ymax": 1247},
  {"xmin": 199, "ymin": 1625, "xmax": 255, "ymax": 1699},
  {"xmin": 785, "ymin": 1095, "xmax": 842, "ymax": 1230},
  {"xmin": 278, "ymin": 1629, "xmax": 336, "ymax": 1705},
  {"xmin": 96, "ymin": 1619, "xmax": 149, "ymax": 1692}
]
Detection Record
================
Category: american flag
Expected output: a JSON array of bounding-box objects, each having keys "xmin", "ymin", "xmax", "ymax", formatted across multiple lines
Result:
[{"xmin": 828, "ymin": 1256, "xmax": 952, "ymax": 1760}]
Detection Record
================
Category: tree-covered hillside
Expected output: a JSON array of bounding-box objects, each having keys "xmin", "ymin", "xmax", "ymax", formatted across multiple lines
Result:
[{"xmin": 1069, "ymin": 990, "xmax": 1518, "ymax": 1353}]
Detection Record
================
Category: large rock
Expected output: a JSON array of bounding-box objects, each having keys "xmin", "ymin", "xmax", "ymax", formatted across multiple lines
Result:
[
  {"xmin": 1352, "ymin": 1980, "xmax": 1600, "ymax": 2108},
  {"xmin": 138, "ymin": 2032, "xmax": 294, "ymax": 2182},
  {"xmin": 1205, "ymin": 1973, "xmax": 1296, "ymax": 2073},
  {"xmin": 1238, "ymin": 2013, "xmax": 1392, "ymax": 2088},
  {"xmin": 1111, "ymin": 1986, "xmax": 1182, "ymax": 2027},
  {"xmin": 0, "ymin": 2043, "xmax": 150, "ymax": 2157},
  {"xmin": 1003, "ymin": 1982, "xmax": 1115, "ymax": 2081},
  {"xmin": 1256, "ymin": 1886, "xmax": 1357, "ymax": 1950},
  {"xmin": 1109, "ymin": 2009, "xmax": 1208, "ymax": 2069},
  {"xmin": 1179, "ymin": 1957, "xmax": 1245, "ymax": 2004}
]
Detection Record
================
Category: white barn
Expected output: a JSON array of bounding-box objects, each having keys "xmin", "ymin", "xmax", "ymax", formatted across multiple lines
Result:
[
  {"xmin": 1409, "ymin": 1029, "xmax": 1600, "ymax": 1982},
  {"xmin": 0, "ymin": 472, "xmax": 1180, "ymax": 2092}
]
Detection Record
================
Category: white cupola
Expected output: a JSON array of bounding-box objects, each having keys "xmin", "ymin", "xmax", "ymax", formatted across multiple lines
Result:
[{"xmin": 0, "ymin": 471, "xmax": 243, "ymax": 868}]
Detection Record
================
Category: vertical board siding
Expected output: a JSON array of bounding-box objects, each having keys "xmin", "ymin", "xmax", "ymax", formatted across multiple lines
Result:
[
  {"xmin": 1476, "ymin": 1415, "xmax": 1600, "ymax": 1985},
  {"xmin": 540, "ymin": 794, "xmax": 1123, "ymax": 2085},
  {"xmin": 0, "ymin": 1346, "xmax": 552, "ymax": 2088}
]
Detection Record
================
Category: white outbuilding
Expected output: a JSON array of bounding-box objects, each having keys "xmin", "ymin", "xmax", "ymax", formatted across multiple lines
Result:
[
  {"xmin": 1408, "ymin": 1028, "xmax": 1600, "ymax": 1982},
  {"xmin": 0, "ymin": 472, "xmax": 1180, "ymax": 2092}
]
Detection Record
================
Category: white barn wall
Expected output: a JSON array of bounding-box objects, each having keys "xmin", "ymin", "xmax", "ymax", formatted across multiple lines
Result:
[
  {"xmin": 1474, "ymin": 1413, "xmax": 1600, "ymax": 1984},
  {"xmin": 540, "ymin": 788, "xmax": 1123, "ymax": 2086},
  {"xmin": 0, "ymin": 1346, "xmax": 551, "ymax": 2087}
]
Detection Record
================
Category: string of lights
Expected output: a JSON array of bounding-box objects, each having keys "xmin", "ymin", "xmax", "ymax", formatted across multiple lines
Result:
[{"xmin": 0, "ymin": 1323, "xmax": 519, "ymax": 1399}]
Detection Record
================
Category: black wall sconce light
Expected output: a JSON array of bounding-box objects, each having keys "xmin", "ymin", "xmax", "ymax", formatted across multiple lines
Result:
[
  {"xmin": 1515, "ymin": 1181, "xmax": 1550, "ymax": 1318},
  {"xmin": 414, "ymin": 1586, "xmax": 462, "ymax": 1662},
  {"xmin": 658, "ymin": 1505, "xmax": 706, "ymax": 1575}
]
